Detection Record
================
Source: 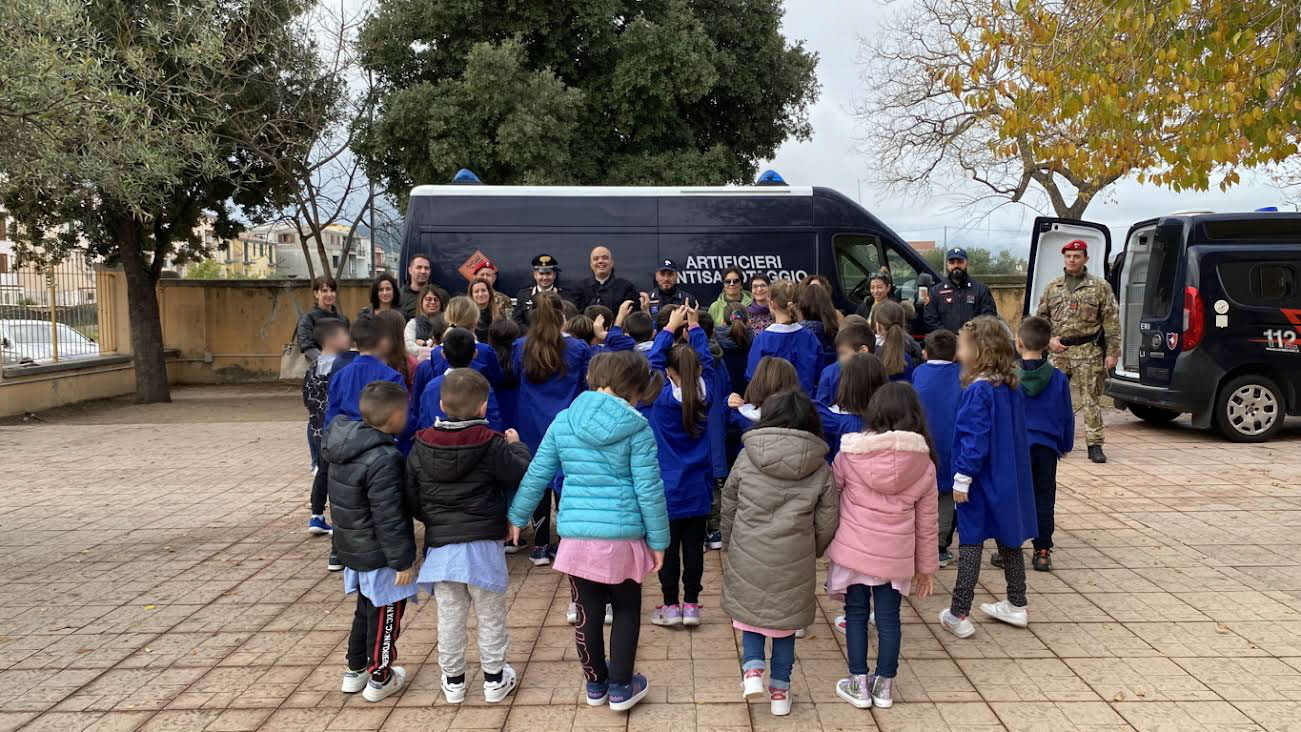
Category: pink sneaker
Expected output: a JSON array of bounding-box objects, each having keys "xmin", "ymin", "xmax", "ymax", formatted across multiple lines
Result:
[{"xmin": 769, "ymin": 686, "xmax": 791, "ymax": 716}]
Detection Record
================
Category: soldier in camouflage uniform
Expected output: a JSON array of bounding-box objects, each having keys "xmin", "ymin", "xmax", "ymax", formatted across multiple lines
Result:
[{"xmin": 1036, "ymin": 239, "xmax": 1120, "ymax": 463}]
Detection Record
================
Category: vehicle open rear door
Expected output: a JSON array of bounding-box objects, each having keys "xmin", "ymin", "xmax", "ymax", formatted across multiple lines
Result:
[{"xmin": 1024, "ymin": 217, "xmax": 1112, "ymax": 316}]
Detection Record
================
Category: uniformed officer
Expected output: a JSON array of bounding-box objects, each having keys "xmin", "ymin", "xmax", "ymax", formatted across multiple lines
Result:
[
  {"xmin": 643, "ymin": 258, "xmax": 691, "ymax": 315},
  {"xmin": 1037, "ymin": 239, "xmax": 1121, "ymax": 463},
  {"xmin": 512, "ymin": 254, "xmax": 573, "ymax": 328},
  {"xmin": 923, "ymin": 247, "xmax": 1000, "ymax": 333}
]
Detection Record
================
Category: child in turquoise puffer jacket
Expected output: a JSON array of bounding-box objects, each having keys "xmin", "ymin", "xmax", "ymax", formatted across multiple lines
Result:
[{"xmin": 508, "ymin": 350, "xmax": 670, "ymax": 714}]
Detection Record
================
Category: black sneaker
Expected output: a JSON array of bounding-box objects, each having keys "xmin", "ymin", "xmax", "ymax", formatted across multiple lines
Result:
[
  {"xmin": 1032, "ymin": 549, "xmax": 1053, "ymax": 572},
  {"xmin": 1087, "ymin": 444, "xmax": 1107, "ymax": 463},
  {"xmin": 990, "ymin": 552, "xmax": 1005, "ymax": 569},
  {"xmin": 327, "ymin": 552, "xmax": 343, "ymax": 572}
]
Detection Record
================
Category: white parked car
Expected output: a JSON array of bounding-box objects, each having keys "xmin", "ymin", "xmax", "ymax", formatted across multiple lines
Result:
[{"xmin": 0, "ymin": 319, "xmax": 99, "ymax": 365}]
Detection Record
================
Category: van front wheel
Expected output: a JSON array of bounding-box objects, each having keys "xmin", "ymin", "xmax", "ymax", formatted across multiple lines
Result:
[
  {"xmin": 1214, "ymin": 374, "xmax": 1285, "ymax": 442},
  {"xmin": 1129, "ymin": 405, "xmax": 1180, "ymax": 425}
]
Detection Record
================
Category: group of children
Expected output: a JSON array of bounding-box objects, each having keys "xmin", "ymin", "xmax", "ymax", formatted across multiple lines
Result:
[{"xmin": 299, "ymin": 276, "xmax": 1075, "ymax": 715}]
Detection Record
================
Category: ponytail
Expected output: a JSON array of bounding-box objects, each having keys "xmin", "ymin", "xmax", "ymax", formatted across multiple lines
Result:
[
  {"xmin": 668, "ymin": 344, "xmax": 707, "ymax": 438},
  {"xmin": 724, "ymin": 303, "xmax": 752, "ymax": 349},
  {"xmin": 874, "ymin": 299, "xmax": 908, "ymax": 376},
  {"xmin": 523, "ymin": 293, "xmax": 566, "ymax": 382}
]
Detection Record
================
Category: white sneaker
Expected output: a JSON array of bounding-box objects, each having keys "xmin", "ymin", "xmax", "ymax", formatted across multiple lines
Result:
[
  {"xmin": 566, "ymin": 602, "xmax": 579, "ymax": 625},
  {"xmin": 605, "ymin": 603, "xmax": 613, "ymax": 625},
  {"xmin": 794, "ymin": 627, "xmax": 806, "ymax": 638},
  {"xmin": 834, "ymin": 614, "xmax": 845, "ymax": 634},
  {"xmin": 742, "ymin": 669, "xmax": 765, "ymax": 698},
  {"xmin": 341, "ymin": 668, "xmax": 368, "ymax": 693},
  {"xmin": 769, "ymin": 687, "xmax": 792, "ymax": 716},
  {"xmin": 980, "ymin": 600, "xmax": 1029, "ymax": 627},
  {"xmin": 362, "ymin": 666, "xmax": 406, "ymax": 702},
  {"xmin": 441, "ymin": 674, "xmax": 466, "ymax": 704},
  {"xmin": 938, "ymin": 609, "xmax": 976, "ymax": 638},
  {"xmin": 483, "ymin": 665, "xmax": 517, "ymax": 703}
]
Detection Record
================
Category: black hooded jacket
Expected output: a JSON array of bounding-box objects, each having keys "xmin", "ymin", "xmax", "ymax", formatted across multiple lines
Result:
[
  {"xmin": 405, "ymin": 419, "xmax": 533, "ymax": 548},
  {"xmin": 321, "ymin": 416, "xmax": 415, "ymax": 572}
]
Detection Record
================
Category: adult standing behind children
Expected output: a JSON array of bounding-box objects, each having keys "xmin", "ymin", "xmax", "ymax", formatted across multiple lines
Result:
[
  {"xmin": 1036, "ymin": 239, "xmax": 1119, "ymax": 464},
  {"xmin": 576, "ymin": 246, "xmax": 641, "ymax": 313},
  {"xmin": 708, "ymin": 267, "xmax": 752, "ymax": 324},
  {"xmin": 911, "ymin": 330, "xmax": 962, "ymax": 567},
  {"xmin": 512, "ymin": 292, "xmax": 592, "ymax": 566},
  {"xmin": 745, "ymin": 280, "xmax": 823, "ymax": 395},
  {"xmin": 508, "ymin": 351, "xmax": 670, "ymax": 713},
  {"xmin": 722, "ymin": 389, "xmax": 840, "ymax": 717},
  {"xmin": 746, "ymin": 274, "xmax": 775, "ymax": 332},
  {"xmin": 512, "ymin": 254, "xmax": 574, "ymax": 329},
  {"xmin": 296, "ymin": 276, "xmax": 350, "ymax": 363},
  {"xmin": 399, "ymin": 254, "xmax": 433, "ymax": 320},
  {"xmin": 359, "ymin": 273, "xmax": 401, "ymax": 318},
  {"xmin": 324, "ymin": 381, "xmax": 417, "ymax": 704},
  {"xmin": 922, "ymin": 248, "xmax": 999, "ymax": 333},
  {"xmin": 406, "ymin": 368, "xmax": 532, "ymax": 705}
]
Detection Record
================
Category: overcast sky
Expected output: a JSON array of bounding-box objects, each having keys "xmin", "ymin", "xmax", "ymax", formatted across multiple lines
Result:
[{"xmin": 764, "ymin": 1, "xmax": 1296, "ymax": 257}]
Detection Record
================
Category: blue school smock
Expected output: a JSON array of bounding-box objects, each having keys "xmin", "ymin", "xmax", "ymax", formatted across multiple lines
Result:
[
  {"xmin": 512, "ymin": 335, "xmax": 591, "ymax": 452},
  {"xmin": 418, "ymin": 372, "xmax": 505, "ymax": 432},
  {"xmin": 727, "ymin": 404, "xmax": 761, "ymax": 432},
  {"xmin": 428, "ymin": 342, "xmax": 505, "ymax": 386},
  {"xmin": 745, "ymin": 323, "xmax": 823, "ymax": 395},
  {"xmin": 646, "ymin": 328, "xmax": 715, "ymax": 520},
  {"xmin": 817, "ymin": 402, "xmax": 863, "ymax": 462},
  {"xmin": 952, "ymin": 379, "xmax": 1036, "ymax": 546},
  {"xmin": 912, "ymin": 360, "xmax": 961, "ymax": 493},
  {"xmin": 707, "ymin": 357, "xmax": 731, "ymax": 479},
  {"xmin": 888, "ymin": 353, "xmax": 916, "ymax": 383},
  {"xmin": 324, "ymin": 354, "xmax": 404, "ymax": 427},
  {"xmin": 1020, "ymin": 361, "xmax": 1074, "ymax": 456},
  {"xmin": 815, "ymin": 361, "xmax": 841, "ymax": 404},
  {"xmin": 591, "ymin": 325, "xmax": 635, "ymax": 355},
  {"xmin": 714, "ymin": 329, "xmax": 750, "ymax": 396}
]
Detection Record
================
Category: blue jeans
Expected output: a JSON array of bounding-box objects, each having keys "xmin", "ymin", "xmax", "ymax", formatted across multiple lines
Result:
[
  {"xmin": 307, "ymin": 420, "xmax": 320, "ymax": 469},
  {"xmin": 740, "ymin": 631, "xmax": 795, "ymax": 689},
  {"xmin": 845, "ymin": 583, "xmax": 902, "ymax": 678}
]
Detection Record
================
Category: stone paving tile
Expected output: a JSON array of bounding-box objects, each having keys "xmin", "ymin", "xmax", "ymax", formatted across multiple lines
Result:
[{"xmin": 2, "ymin": 387, "xmax": 1299, "ymax": 730}]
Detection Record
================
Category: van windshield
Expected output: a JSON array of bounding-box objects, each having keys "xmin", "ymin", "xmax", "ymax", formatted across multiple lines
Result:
[{"xmin": 1141, "ymin": 222, "xmax": 1184, "ymax": 319}]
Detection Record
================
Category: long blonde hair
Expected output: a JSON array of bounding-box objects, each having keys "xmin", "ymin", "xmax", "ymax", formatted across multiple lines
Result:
[
  {"xmin": 443, "ymin": 296, "xmax": 480, "ymax": 333},
  {"xmin": 959, "ymin": 316, "xmax": 1019, "ymax": 388}
]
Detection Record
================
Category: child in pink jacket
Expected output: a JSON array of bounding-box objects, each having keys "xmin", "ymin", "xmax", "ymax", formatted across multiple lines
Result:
[{"xmin": 827, "ymin": 382, "xmax": 940, "ymax": 710}]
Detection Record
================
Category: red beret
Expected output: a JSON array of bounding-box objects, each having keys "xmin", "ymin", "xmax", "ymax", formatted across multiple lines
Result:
[
  {"xmin": 472, "ymin": 259, "xmax": 497, "ymax": 274},
  {"xmin": 1061, "ymin": 239, "xmax": 1088, "ymax": 253}
]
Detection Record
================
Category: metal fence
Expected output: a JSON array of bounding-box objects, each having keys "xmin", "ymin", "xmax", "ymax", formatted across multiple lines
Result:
[{"xmin": 0, "ymin": 250, "xmax": 103, "ymax": 367}]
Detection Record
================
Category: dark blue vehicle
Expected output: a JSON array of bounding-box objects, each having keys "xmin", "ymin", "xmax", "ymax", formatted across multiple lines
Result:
[
  {"xmin": 397, "ymin": 183, "xmax": 939, "ymax": 317},
  {"xmin": 1026, "ymin": 212, "xmax": 1301, "ymax": 442}
]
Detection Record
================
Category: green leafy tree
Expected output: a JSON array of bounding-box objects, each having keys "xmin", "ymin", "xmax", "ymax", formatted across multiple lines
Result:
[
  {"xmin": 355, "ymin": 0, "xmax": 819, "ymax": 204},
  {"xmin": 0, "ymin": 0, "xmax": 333, "ymax": 402},
  {"xmin": 185, "ymin": 260, "xmax": 227, "ymax": 280}
]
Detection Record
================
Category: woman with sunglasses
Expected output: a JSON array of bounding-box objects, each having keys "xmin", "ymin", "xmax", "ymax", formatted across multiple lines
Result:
[{"xmin": 708, "ymin": 267, "xmax": 752, "ymax": 324}]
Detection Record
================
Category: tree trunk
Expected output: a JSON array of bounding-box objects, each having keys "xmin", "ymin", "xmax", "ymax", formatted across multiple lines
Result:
[{"xmin": 118, "ymin": 221, "xmax": 171, "ymax": 404}]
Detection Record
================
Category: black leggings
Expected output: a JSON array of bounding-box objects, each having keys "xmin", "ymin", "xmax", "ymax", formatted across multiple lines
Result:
[
  {"xmin": 950, "ymin": 544, "xmax": 1026, "ymax": 618},
  {"xmin": 311, "ymin": 461, "xmax": 329, "ymax": 515},
  {"xmin": 659, "ymin": 516, "xmax": 706, "ymax": 605},
  {"xmin": 531, "ymin": 489, "xmax": 555, "ymax": 549},
  {"xmin": 570, "ymin": 576, "xmax": 641, "ymax": 685}
]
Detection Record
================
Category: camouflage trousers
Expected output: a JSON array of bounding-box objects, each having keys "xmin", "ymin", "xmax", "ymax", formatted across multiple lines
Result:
[{"xmin": 1051, "ymin": 343, "xmax": 1106, "ymax": 446}]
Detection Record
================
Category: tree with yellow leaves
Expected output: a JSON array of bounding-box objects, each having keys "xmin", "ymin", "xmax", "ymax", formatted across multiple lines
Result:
[{"xmin": 859, "ymin": 0, "xmax": 1301, "ymax": 218}]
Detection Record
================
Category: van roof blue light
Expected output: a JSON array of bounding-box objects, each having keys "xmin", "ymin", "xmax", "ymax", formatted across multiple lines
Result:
[
  {"xmin": 1255, "ymin": 206, "xmax": 1278, "ymax": 212},
  {"xmin": 452, "ymin": 169, "xmax": 482, "ymax": 184},
  {"xmin": 755, "ymin": 169, "xmax": 786, "ymax": 186}
]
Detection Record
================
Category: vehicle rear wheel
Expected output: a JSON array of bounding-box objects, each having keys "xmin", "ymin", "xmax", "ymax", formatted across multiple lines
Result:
[
  {"xmin": 1129, "ymin": 405, "xmax": 1181, "ymax": 425},
  {"xmin": 1214, "ymin": 374, "xmax": 1286, "ymax": 443}
]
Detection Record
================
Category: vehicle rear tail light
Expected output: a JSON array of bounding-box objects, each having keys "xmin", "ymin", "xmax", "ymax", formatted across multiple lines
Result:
[{"xmin": 1182, "ymin": 285, "xmax": 1203, "ymax": 351}]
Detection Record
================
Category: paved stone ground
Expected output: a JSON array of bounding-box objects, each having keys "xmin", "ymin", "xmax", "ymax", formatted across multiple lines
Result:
[{"xmin": 2, "ymin": 385, "xmax": 1301, "ymax": 731}]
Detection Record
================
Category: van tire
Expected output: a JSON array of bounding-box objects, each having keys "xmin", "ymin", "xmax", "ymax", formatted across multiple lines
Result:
[
  {"xmin": 1214, "ymin": 374, "xmax": 1286, "ymax": 443},
  {"xmin": 1129, "ymin": 405, "xmax": 1180, "ymax": 425}
]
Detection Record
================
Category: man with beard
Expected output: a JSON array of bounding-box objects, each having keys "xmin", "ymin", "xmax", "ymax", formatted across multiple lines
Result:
[
  {"xmin": 923, "ymin": 248, "xmax": 999, "ymax": 333},
  {"xmin": 399, "ymin": 254, "xmax": 433, "ymax": 321},
  {"xmin": 643, "ymin": 259, "xmax": 691, "ymax": 315}
]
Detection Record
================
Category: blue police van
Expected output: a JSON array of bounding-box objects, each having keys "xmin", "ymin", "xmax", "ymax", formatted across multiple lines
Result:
[
  {"xmin": 1025, "ymin": 212, "xmax": 1301, "ymax": 442},
  {"xmin": 396, "ymin": 178, "xmax": 940, "ymax": 316}
]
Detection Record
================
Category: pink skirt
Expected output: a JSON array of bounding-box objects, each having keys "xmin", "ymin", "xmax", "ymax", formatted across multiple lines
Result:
[
  {"xmin": 553, "ymin": 538, "xmax": 655, "ymax": 585},
  {"xmin": 732, "ymin": 620, "xmax": 797, "ymax": 638}
]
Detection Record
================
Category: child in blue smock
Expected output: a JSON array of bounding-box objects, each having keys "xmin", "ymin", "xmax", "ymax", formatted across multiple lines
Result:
[
  {"xmin": 645, "ymin": 306, "xmax": 715, "ymax": 628},
  {"xmin": 816, "ymin": 353, "xmax": 886, "ymax": 462},
  {"xmin": 697, "ymin": 311, "xmax": 731, "ymax": 551},
  {"xmin": 1015, "ymin": 316, "xmax": 1073, "ymax": 573},
  {"xmin": 727, "ymin": 355, "xmax": 799, "ymax": 433},
  {"xmin": 588, "ymin": 302, "xmax": 637, "ymax": 354},
  {"xmin": 871, "ymin": 300, "xmax": 915, "ymax": 383},
  {"xmin": 511, "ymin": 292, "xmax": 591, "ymax": 566},
  {"xmin": 815, "ymin": 319, "xmax": 875, "ymax": 406},
  {"xmin": 911, "ymin": 329, "xmax": 962, "ymax": 566},
  {"xmin": 487, "ymin": 319, "xmax": 520, "ymax": 431},
  {"xmin": 419, "ymin": 328, "xmax": 505, "ymax": 431},
  {"xmin": 938, "ymin": 317, "xmax": 1037, "ymax": 640},
  {"xmin": 745, "ymin": 280, "xmax": 822, "ymax": 394}
]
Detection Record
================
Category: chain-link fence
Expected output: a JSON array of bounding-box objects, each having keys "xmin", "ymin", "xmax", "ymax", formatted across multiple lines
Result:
[{"xmin": 0, "ymin": 251, "xmax": 102, "ymax": 366}]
